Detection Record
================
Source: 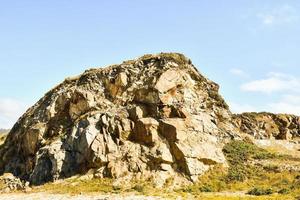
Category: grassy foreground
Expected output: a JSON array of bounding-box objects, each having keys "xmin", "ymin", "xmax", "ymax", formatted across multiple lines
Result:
[
  {"xmin": 23, "ymin": 140, "xmax": 299, "ymax": 199},
  {"xmin": 31, "ymin": 177, "xmax": 299, "ymax": 199}
]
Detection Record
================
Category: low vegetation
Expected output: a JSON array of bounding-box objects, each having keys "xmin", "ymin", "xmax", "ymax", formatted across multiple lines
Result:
[
  {"xmin": 247, "ymin": 187, "xmax": 273, "ymax": 196},
  {"xmin": 32, "ymin": 177, "xmax": 180, "ymax": 199},
  {"xmin": 222, "ymin": 140, "xmax": 275, "ymax": 182},
  {"xmin": 35, "ymin": 178, "xmax": 115, "ymax": 194},
  {"xmin": 178, "ymin": 140, "xmax": 300, "ymax": 199}
]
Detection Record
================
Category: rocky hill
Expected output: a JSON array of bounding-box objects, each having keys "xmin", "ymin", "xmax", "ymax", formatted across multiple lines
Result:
[
  {"xmin": 0, "ymin": 53, "xmax": 239, "ymax": 187},
  {"xmin": 0, "ymin": 53, "xmax": 299, "ymax": 190}
]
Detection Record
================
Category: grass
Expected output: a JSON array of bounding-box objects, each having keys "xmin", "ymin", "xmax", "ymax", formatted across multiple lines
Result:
[
  {"xmin": 32, "ymin": 177, "xmax": 299, "ymax": 200},
  {"xmin": 222, "ymin": 140, "xmax": 276, "ymax": 182},
  {"xmin": 247, "ymin": 187, "xmax": 273, "ymax": 196},
  {"xmin": 177, "ymin": 140, "xmax": 300, "ymax": 199},
  {"xmin": 208, "ymin": 90, "xmax": 229, "ymax": 110},
  {"xmin": 33, "ymin": 177, "xmax": 115, "ymax": 195},
  {"xmin": 31, "ymin": 178, "xmax": 184, "ymax": 199},
  {"xmin": 187, "ymin": 195, "xmax": 299, "ymax": 200}
]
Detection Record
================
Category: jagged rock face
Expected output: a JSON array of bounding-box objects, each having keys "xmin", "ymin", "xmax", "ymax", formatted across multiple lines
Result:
[
  {"xmin": 233, "ymin": 113, "xmax": 300, "ymax": 140},
  {"xmin": 0, "ymin": 53, "xmax": 235, "ymax": 186}
]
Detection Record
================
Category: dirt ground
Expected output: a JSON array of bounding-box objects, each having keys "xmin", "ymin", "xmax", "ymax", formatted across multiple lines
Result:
[{"xmin": 0, "ymin": 192, "xmax": 165, "ymax": 200}]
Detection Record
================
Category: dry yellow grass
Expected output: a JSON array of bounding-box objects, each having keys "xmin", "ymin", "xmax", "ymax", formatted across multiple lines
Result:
[{"xmin": 27, "ymin": 174, "xmax": 300, "ymax": 200}]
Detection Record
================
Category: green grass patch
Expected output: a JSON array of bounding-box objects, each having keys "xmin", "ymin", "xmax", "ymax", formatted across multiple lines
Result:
[
  {"xmin": 247, "ymin": 187, "xmax": 273, "ymax": 196},
  {"xmin": 178, "ymin": 140, "xmax": 300, "ymax": 198},
  {"xmin": 222, "ymin": 140, "xmax": 275, "ymax": 182}
]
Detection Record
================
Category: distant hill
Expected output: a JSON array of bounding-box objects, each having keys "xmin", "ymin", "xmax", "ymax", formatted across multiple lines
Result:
[{"xmin": 0, "ymin": 129, "xmax": 9, "ymax": 134}]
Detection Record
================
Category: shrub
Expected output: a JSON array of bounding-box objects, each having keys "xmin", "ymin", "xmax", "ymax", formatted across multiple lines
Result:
[
  {"xmin": 132, "ymin": 184, "xmax": 144, "ymax": 193},
  {"xmin": 263, "ymin": 164, "xmax": 280, "ymax": 172},
  {"xmin": 182, "ymin": 187, "xmax": 193, "ymax": 193},
  {"xmin": 252, "ymin": 151, "xmax": 275, "ymax": 160},
  {"xmin": 199, "ymin": 185, "xmax": 213, "ymax": 192},
  {"xmin": 112, "ymin": 185, "xmax": 121, "ymax": 191},
  {"xmin": 208, "ymin": 90, "xmax": 229, "ymax": 109},
  {"xmin": 223, "ymin": 140, "xmax": 275, "ymax": 161},
  {"xmin": 247, "ymin": 187, "xmax": 273, "ymax": 196},
  {"xmin": 278, "ymin": 188, "xmax": 290, "ymax": 194},
  {"xmin": 222, "ymin": 140, "xmax": 273, "ymax": 182}
]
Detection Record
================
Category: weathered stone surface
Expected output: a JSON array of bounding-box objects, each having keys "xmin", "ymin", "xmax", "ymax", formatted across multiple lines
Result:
[
  {"xmin": 233, "ymin": 112, "xmax": 300, "ymax": 140},
  {"xmin": 0, "ymin": 53, "xmax": 235, "ymax": 186},
  {"xmin": 22, "ymin": 123, "xmax": 45, "ymax": 156},
  {"xmin": 128, "ymin": 106, "xmax": 146, "ymax": 121},
  {"xmin": 133, "ymin": 118, "xmax": 159, "ymax": 145},
  {"xmin": 155, "ymin": 69, "xmax": 195, "ymax": 105}
]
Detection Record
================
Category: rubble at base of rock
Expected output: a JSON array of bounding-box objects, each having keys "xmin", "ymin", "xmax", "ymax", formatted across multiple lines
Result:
[{"xmin": 0, "ymin": 173, "xmax": 31, "ymax": 193}]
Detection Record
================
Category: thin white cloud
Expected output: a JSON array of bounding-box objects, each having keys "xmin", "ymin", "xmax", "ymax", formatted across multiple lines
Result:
[
  {"xmin": 241, "ymin": 72, "xmax": 300, "ymax": 94},
  {"xmin": 0, "ymin": 98, "xmax": 29, "ymax": 129},
  {"xmin": 257, "ymin": 4, "xmax": 298, "ymax": 25},
  {"xmin": 280, "ymin": 94, "xmax": 300, "ymax": 105},
  {"xmin": 229, "ymin": 98, "xmax": 300, "ymax": 116},
  {"xmin": 229, "ymin": 68, "xmax": 248, "ymax": 78},
  {"xmin": 235, "ymin": 72, "xmax": 300, "ymax": 115},
  {"xmin": 228, "ymin": 102, "xmax": 258, "ymax": 114},
  {"xmin": 268, "ymin": 94, "xmax": 300, "ymax": 115}
]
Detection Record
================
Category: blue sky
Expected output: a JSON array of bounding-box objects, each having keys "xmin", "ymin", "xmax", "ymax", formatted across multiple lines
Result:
[{"xmin": 0, "ymin": 0, "xmax": 300, "ymax": 128}]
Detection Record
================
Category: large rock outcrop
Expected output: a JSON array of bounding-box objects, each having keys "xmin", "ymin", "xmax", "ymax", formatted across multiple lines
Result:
[
  {"xmin": 233, "ymin": 112, "xmax": 300, "ymax": 140},
  {"xmin": 0, "ymin": 53, "xmax": 238, "ymax": 186}
]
